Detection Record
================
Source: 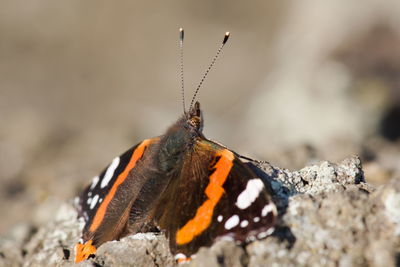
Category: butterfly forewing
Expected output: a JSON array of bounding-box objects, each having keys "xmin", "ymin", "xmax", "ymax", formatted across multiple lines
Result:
[
  {"xmin": 75, "ymin": 137, "xmax": 162, "ymax": 262},
  {"xmin": 77, "ymin": 143, "xmax": 139, "ymax": 228}
]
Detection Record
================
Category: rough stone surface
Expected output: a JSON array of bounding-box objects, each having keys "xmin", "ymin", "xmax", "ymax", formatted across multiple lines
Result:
[{"xmin": 1, "ymin": 156, "xmax": 399, "ymax": 267}]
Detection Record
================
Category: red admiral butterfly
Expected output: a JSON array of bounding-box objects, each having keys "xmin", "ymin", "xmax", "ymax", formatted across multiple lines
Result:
[{"xmin": 74, "ymin": 29, "xmax": 277, "ymax": 263}]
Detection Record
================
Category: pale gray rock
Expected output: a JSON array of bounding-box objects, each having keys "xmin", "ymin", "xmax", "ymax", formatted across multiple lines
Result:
[{"xmin": 1, "ymin": 156, "xmax": 399, "ymax": 267}]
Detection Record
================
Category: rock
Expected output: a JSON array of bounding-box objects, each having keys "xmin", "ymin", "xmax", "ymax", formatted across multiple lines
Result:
[
  {"xmin": 22, "ymin": 203, "xmax": 84, "ymax": 267},
  {"xmin": 1, "ymin": 156, "xmax": 399, "ymax": 266},
  {"xmin": 94, "ymin": 234, "xmax": 174, "ymax": 267},
  {"xmin": 188, "ymin": 240, "xmax": 247, "ymax": 267}
]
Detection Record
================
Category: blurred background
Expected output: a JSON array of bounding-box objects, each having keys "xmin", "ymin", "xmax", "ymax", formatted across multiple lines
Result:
[{"xmin": 0, "ymin": 0, "xmax": 399, "ymax": 235}]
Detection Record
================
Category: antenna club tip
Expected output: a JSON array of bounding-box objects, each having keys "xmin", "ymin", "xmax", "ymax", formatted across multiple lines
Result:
[{"xmin": 222, "ymin": 32, "xmax": 230, "ymax": 44}]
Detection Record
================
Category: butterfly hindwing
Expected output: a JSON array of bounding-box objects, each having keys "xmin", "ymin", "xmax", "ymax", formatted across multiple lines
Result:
[
  {"xmin": 214, "ymin": 158, "xmax": 276, "ymax": 241},
  {"xmin": 154, "ymin": 139, "xmax": 277, "ymax": 257},
  {"xmin": 75, "ymin": 137, "xmax": 161, "ymax": 262}
]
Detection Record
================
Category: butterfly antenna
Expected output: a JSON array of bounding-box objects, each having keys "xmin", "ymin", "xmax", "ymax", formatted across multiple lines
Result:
[
  {"xmin": 179, "ymin": 28, "xmax": 186, "ymax": 114},
  {"xmin": 189, "ymin": 31, "xmax": 230, "ymax": 111}
]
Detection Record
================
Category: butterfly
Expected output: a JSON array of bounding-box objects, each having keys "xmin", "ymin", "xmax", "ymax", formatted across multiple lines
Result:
[{"xmin": 74, "ymin": 29, "xmax": 277, "ymax": 263}]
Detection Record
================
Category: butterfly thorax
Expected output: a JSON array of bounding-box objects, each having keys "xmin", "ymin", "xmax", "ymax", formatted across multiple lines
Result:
[{"xmin": 158, "ymin": 101, "xmax": 204, "ymax": 174}]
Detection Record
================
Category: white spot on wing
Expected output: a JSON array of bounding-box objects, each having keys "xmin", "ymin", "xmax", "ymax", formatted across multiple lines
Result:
[
  {"xmin": 220, "ymin": 236, "xmax": 234, "ymax": 242},
  {"xmin": 86, "ymin": 198, "xmax": 92, "ymax": 205},
  {"xmin": 224, "ymin": 215, "xmax": 239, "ymax": 230},
  {"xmin": 90, "ymin": 176, "xmax": 99, "ymax": 189},
  {"xmin": 235, "ymin": 179, "xmax": 264, "ymax": 210},
  {"xmin": 253, "ymin": 217, "xmax": 260, "ymax": 222},
  {"xmin": 174, "ymin": 253, "xmax": 186, "ymax": 260},
  {"xmin": 257, "ymin": 227, "xmax": 275, "ymax": 239},
  {"xmin": 240, "ymin": 220, "xmax": 249, "ymax": 228},
  {"xmin": 90, "ymin": 194, "xmax": 99, "ymax": 209},
  {"xmin": 101, "ymin": 157, "xmax": 120, "ymax": 188},
  {"xmin": 267, "ymin": 227, "xmax": 274, "ymax": 235},
  {"xmin": 99, "ymin": 198, "xmax": 103, "ymax": 203},
  {"xmin": 261, "ymin": 203, "xmax": 274, "ymax": 217},
  {"xmin": 257, "ymin": 232, "xmax": 268, "ymax": 239},
  {"xmin": 246, "ymin": 235, "xmax": 256, "ymax": 242},
  {"xmin": 217, "ymin": 215, "xmax": 223, "ymax": 222}
]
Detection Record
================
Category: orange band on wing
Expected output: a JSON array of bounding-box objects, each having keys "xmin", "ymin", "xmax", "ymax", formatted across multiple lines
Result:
[
  {"xmin": 175, "ymin": 149, "xmax": 234, "ymax": 245},
  {"xmin": 89, "ymin": 139, "xmax": 153, "ymax": 232}
]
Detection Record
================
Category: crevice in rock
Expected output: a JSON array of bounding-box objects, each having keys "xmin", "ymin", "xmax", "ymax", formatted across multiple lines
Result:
[
  {"xmin": 216, "ymin": 254, "xmax": 225, "ymax": 266},
  {"xmin": 62, "ymin": 248, "xmax": 70, "ymax": 260}
]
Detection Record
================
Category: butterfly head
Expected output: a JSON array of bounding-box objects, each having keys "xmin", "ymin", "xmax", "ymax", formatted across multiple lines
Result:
[
  {"xmin": 178, "ymin": 28, "xmax": 229, "ymax": 136},
  {"xmin": 186, "ymin": 101, "xmax": 203, "ymax": 134},
  {"xmin": 158, "ymin": 29, "xmax": 229, "ymax": 173}
]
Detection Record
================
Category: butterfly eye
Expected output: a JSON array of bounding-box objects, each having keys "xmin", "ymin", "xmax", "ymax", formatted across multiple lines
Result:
[{"xmin": 189, "ymin": 117, "xmax": 201, "ymax": 129}]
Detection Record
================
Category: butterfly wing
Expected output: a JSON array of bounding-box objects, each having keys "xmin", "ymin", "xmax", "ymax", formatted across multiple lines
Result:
[
  {"xmin": 75, "ymin": 137, "xmax": 162, "ymax": 262},
  {"xmin": 154, "ymin": 139, "xmax": 277, "ymax": 258}
]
